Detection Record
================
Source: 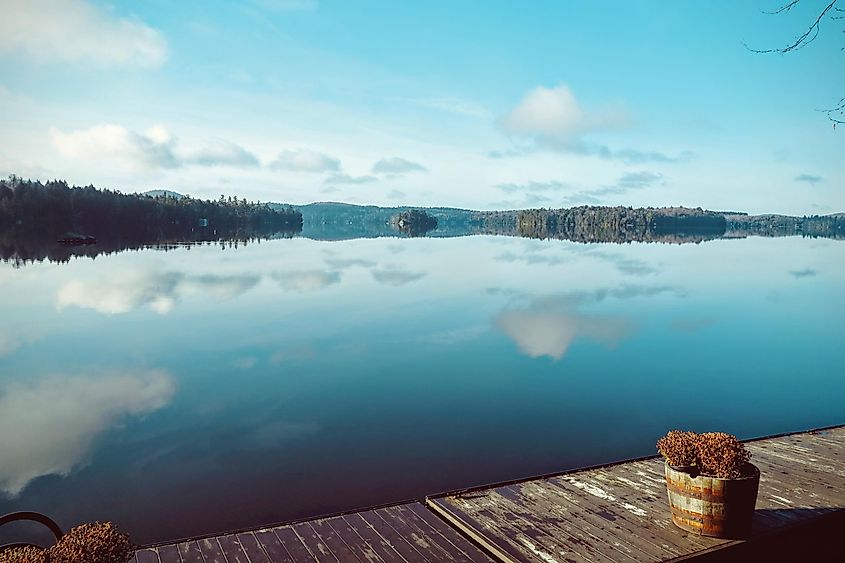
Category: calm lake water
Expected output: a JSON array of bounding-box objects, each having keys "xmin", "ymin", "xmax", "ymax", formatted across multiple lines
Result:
[{"xmin": 1, "ymin": 234, "xmax": 843, "ymax": 545}]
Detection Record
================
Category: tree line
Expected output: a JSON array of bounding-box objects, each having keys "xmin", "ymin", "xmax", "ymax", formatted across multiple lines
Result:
[
  {"xmin": 485, "ymin": 206, "xmax": 729, "ymax": 244},
  {"xmin": 0, "ymin": 176, "xmax": 302, "ymax": 265}
]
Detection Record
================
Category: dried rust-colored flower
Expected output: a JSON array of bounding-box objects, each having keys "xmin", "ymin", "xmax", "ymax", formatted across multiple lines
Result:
[
  {"xmin": 656, "ymin": 430, "xmax": 699, "ymax": 467},
  {"xmin": 696, "ymin": 432, "xmax": 751, "ymax": 479},
  {"xmin": 0, "ymin": 546, "xmax": 45, "ymax": 563},
  {"xmin": 46, "ymin": 522, "xmax": 133, "ymax": 563}
]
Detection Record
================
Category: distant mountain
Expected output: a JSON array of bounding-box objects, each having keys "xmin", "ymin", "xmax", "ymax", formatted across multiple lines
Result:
[{"xmin": 142, "ymin": 189, "xmax": 184, "ymax": 199}]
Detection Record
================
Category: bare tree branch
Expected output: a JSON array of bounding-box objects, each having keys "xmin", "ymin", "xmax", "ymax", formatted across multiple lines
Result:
[
  {"xmin": 764, "ymin": 0, "xmax": 802, "ymax": 14},
  {"xmin": 749, "ymin": 1, "xmax": 843, "ymax": 126},
  {"xmin": 820, "ymin": 96, "xmax": 845, "ymax": 125},
  {"xmin": 747, "ymin": 0, "xmax": 839, "ymax": 53}
]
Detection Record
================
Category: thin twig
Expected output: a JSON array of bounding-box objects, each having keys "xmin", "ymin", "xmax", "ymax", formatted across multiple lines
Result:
[{"xmin": 747, "ymin": 0, "xmax": 839, "ymax": 53}]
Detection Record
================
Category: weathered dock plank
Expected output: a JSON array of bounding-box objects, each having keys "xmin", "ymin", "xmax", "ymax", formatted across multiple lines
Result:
[
  {"xmin": 255, "ymin": 528, "xmax": 296, "ymax": 563},
  {"xmin": 177, "ymin": 540, "xmax": 205, "ymax": 563},
  {"xmin": 156, "ymin": 544, "xmax": 181, "ymax": 563},
  {"xmin": 139, "ymin": 425, "xmax": 843, "ymax": 563},
  {"xmin": 430, "ymin": 426, "xmax": 845, "ymax": 562}
]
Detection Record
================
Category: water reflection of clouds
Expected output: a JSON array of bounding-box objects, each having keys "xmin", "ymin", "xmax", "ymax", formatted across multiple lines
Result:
[
  {"xmin": 371, "ymin": 267, "xmax": 426, "ymax": 286},
  {"xmin": 493, "ymin": 245, "xmax": 658, "ymax": 277},
  {"xmin": 56, "ymin": 271, "xmax": 260, "ymax": 314},
  {"xmin": 495, "ymin": 251, "xmax": 570, "ymax": 266},
  {"xmin": 0, "ymin": 370, "xmax": 175, "ymax": 496},
  {"xmin": 582, "ymin": 249, "xmax": 658, "ymax": 277},
  {"xmin": 269, "ymin": 346, "xmax": 317, "ymax": 365},
  {"xmin": 495, "ymin": 286, "xmax": 674, "ymax": 360},
  {"xmin": 0, "ymin": 329, "xmax": 34, "ymax": 357},
  {"xmin": 671, "ymin": 317, "xmax": 716, "ymax": 333},
  {"xmin": 271, "ymin": 270, "xmax": 341, "ymax": 292}
]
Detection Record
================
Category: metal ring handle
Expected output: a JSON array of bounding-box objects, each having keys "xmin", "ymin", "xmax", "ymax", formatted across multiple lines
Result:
[{"xmin": 0, "ymin": 512, "xmax": 63, "ymax": 551}]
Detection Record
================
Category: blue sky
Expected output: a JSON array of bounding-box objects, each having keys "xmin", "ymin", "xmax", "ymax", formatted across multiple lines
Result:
[{"xmin": 0, "ymin": 0, "xmax": 842, "ymax": 213}]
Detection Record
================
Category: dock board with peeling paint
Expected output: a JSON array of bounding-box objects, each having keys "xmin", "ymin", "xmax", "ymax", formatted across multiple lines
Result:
[{"xmin": 133, "ymin": 426, "xmax": 843, "ymax": 562}]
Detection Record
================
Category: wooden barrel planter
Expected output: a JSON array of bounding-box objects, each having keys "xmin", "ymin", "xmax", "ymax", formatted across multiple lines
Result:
[{"xmin": 664, "ymin": 463, "xmax": 760, "ymax": 538}]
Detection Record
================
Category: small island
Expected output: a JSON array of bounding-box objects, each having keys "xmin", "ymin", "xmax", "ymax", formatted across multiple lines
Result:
[{"xmin": 392, "ymin": 209, "xmax": 439, "ymax": 237}]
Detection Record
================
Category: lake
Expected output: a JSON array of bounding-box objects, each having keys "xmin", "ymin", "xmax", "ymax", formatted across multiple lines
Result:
[{"xmin": 1, "ymin": 233, "xmax": 843, "ymax": 545}]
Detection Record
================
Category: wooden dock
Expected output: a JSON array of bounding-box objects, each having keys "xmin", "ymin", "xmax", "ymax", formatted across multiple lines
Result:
[{"xmin": 134, "ymin": 425, "xmax": 843, "ymax": 562}]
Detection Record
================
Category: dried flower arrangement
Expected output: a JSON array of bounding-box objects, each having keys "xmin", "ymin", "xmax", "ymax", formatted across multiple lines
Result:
[
  {"xmin": 696, "ymin": 432, "xmax": 752, "ymax": 479},
  {"xmin": 656, "ymin": 430, "xmax": 699, "ymax": 467},
  {"xmin": 656, "ymin": 430, "xmax": 752, "ymax": 479},
  {"xmin": 0, "ymin": 522, "xmax": 132, "ymax": 563},
  {"xmin": 0, "ymin": 545, "xmax": 43, "ymax": 563}
]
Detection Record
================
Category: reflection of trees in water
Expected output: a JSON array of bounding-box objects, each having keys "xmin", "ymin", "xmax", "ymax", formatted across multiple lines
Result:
[
  {"xmin": 0, "ymin": 177, "xmax": 302, "ymax": 266},
  {"xmin": 514, "ymin": 207, "xmax": 728, "ymax": 244},
  {"xmin": 1, "ymin": 233, "xmax": 297, "ymax": 268}
]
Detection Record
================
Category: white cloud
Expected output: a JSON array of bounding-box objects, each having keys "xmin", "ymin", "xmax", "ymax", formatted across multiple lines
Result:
[
  {"xmin": 495, "ymin": 85, "xmax": 691, "ymax": 164},
  {"xmin": 372, "ymin": 157, "xmax": 427, "ymax": 175},
  {"xmin": 271, "ymin": 270, "xmax": 341, "ymax": 292},
  {"xmin": 501, "ymin": 84, "xmax": 628, "ymax": 142},
  {"xmin": 0, "ymin": 0, "xmax": 167, "ymax": 68},
  {"xmin": 49, "ymin": 124, "xmax": 260, "ymax": 170},
  {"xmin": 270, "ymin": 149, "xmax": 341, "ymax": 173},
  {"xmin": 49, "ymin": 123, "xmax": 180, "ymax": 170},
  {"xmin": 0, "ymin": 370, "xmax": 175, "ymax": 496}
]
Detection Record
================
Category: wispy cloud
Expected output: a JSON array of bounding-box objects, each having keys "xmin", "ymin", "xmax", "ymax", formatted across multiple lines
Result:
[
  {"xmin": 49, "ymin": 124, "xmax": 261, "ymax": 170},
  {"xmin": 270, "ymin": 149, "xmax": 341, "ymax": 173},
  {"xmin": 372, "ymin": 157, "xmax": 427, "ymax": 175},
  {"xmin": 789, "ymin": 268, "xmax": 817, "ymax": 278},
  {"xmin": 488, "ymin": 141, "xmax": 691, "ymax": 164},
  {"xmin": 494, "ymin": 171, "xmax": 664, "ymax": 208},
  {"xmin": 794, "ymin": 173, "xmax": 823, "ymax": 185},
  {"xmin": 324, "ymin": 173, "xmax": 377, "ymax": 185},
  {"xmin": 186, "ymin": 139, "xmax": 260, "ymax": 167},
  {"xmin": 0, "ymin": 0, "xmax": 167, "ymax": 68},
  {"xmin": 496, "ymin": 181, "xmax": 572, "ymax": 194}
]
